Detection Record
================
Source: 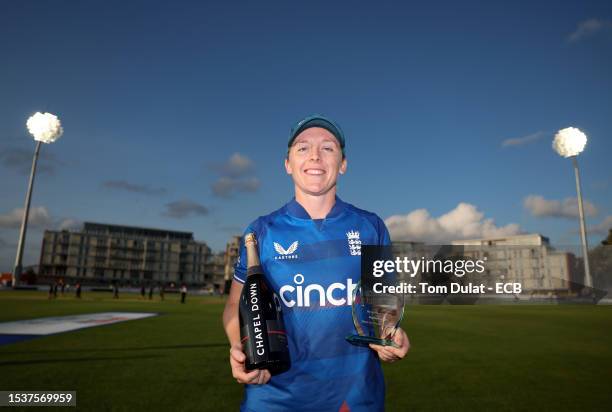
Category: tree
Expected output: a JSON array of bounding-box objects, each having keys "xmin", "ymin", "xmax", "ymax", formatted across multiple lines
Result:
[
  {"xmin": 589, "ymin": 231, "xmax": 612, "ymax": 293},
  {"xmin": 602, "ymin": 229, "xmax": 612, "ymax": 246}
]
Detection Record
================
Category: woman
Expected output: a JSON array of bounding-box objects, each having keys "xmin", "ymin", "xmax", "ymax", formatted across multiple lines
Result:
[{"xmin": 222, "ymin": 115, "xmax": 409, "ymax": 412}]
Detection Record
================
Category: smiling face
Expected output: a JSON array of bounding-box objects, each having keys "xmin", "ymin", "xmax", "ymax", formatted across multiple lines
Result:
[{"xmin": 285, "ymin": 127, "xmax": 347, "ymax": 198}]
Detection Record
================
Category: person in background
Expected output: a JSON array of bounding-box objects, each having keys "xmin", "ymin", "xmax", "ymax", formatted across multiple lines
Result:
[{"xmin": 180, "ymin": 284, "xmax": 187, "ymax": 304}]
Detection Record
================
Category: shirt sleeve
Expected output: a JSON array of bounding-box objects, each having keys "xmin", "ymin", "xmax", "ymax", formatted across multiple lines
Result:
[{"xmin": 377, "ymin": 215, "xmax": 391, "ymax": 246}]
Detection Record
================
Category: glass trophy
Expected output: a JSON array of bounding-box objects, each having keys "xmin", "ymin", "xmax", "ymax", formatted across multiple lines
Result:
[{"xmin": 346, "ymin": 279, "xmax": 405, "ymax": 348}]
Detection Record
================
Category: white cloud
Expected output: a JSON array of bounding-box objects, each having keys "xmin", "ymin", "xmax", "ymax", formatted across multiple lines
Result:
[
  {"xmin": 385, "ymin": 203, "xmax": 522, "ymax": 243},
  {"xmin": 209, "ymin": 153, "xmax": 260, "ymax": 198},
  {"xmin": 501, "ymin": 131, "xmax": 547, "ymax": 147},
  {"xmin": 163, "ymin": 200, "xmax": 209, "ymax": 219},
  {"xmin": 568, "ymin": 19, "xmax": 612, "ymax": 43},
  {"xmin": 212, "ymin": 176, "xmax": 260, "ymax": 198},
  {"xmin": 0, "ymin": 147, "xmax": 63, "ymax": 175},
  {"xmin": 524, "ymin": 195, "xmax": 598, "ymax": 219},
  {"xmin": 226, "ymin": 153, "xmax": 254, "ymax": 176},
  {"xmin": 590, "ymin": 216, "xmax": 612, "ymax": 235},
  {"xmin": 102, "ymin": 180, "xmax": 167, "ymax": 195},
  {"xmin": 0, "ymin": 207, "xmax": 52, "ymax": 229},
  {"xmin": 211, "ymin": 153, "xmax": 254, "ymax": 178}
]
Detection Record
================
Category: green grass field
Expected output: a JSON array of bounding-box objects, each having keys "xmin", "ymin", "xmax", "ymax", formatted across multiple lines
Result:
[{"xmin": 0, "ymin": 291, "xmax": 611, "ymax": 411}]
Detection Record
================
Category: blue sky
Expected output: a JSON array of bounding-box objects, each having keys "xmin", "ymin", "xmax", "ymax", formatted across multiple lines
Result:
[{"xmin": 1, "ymin": 0, "xmax": 611, "ymax": 269}]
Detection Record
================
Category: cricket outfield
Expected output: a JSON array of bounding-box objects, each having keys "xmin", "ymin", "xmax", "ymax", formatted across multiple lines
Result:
[{"xmin": 0, "ymin": 291, "xmax": 610, "ymax": 411}]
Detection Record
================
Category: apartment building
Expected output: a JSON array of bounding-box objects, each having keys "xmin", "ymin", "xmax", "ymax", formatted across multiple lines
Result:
[
  {"xmin": 451, "ymin": 234, "xmax": 579, "ymax": 293},
  {"xmin": 39, "ymin": 222, "xmax": 211, "ymax": 285},
  {"xmin": 223, "ymin": 235, "xmax": 240, "ymax": 293}
]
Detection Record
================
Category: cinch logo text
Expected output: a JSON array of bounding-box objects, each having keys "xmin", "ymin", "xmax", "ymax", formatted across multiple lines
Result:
[{"xmin": 279, "ymin": 274, "xmax": 357, "ymax": 308}]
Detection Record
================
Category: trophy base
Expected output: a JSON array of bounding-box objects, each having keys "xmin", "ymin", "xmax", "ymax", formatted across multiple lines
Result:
[{"xmin": 345, "ymin": 334, "xmax": 399, "ymax": 348}]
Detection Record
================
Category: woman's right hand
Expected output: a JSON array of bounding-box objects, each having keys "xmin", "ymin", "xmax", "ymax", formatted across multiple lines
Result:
[{"xmin": 229, "ymin": 344, "xmax": 271, "ymax": 385}]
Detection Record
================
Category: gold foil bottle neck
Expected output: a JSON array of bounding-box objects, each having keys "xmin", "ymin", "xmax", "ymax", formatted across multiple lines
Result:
[
  {"xmin": 245, "ymin": 233, "xmax": 257, "ymax": 246},
  {"xmin": 244, "ymin": 232, "xmax": 261, "ymax": 269}
]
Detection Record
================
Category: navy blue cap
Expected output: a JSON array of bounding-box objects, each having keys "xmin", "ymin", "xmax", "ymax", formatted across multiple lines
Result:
[{"xmin": 288, "ymin": 115, "xmax": 345, "ymax": 153}]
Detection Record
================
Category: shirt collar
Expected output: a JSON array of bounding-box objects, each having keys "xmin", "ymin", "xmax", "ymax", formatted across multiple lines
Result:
[{"xmin": 285, "ymin": 196, "xmax": 346, "ymax": 220}]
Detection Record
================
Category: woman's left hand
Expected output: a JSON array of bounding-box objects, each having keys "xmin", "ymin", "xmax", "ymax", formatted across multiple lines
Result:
[{"xmin": 369, "ymin": 328, "xmax": 410, "ymax": 363}]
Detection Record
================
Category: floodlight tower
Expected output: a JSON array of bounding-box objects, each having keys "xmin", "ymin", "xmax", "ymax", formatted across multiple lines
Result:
[
  {"xmin": 552, "ymin": 127, "xmax": 592, "ymax": 290},
  {"xmin": 12, "ymin": 112, "xmax": 63, "ymax": 288}
]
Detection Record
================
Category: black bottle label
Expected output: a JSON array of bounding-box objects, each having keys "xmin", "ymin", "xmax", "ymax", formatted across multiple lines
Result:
[
  {"xmin": 241, "ymin": 279, "xmax": 270, "ymax": 365},
  {"xmin": 239, "ymin": 275, "xmax": 291, "ymax": 374}
]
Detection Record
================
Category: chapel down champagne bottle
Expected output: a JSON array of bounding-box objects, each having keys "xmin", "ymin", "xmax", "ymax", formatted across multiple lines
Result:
[{"xmin": 239, "ymin": 233, "xmax": 291, "ymax": 375}]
